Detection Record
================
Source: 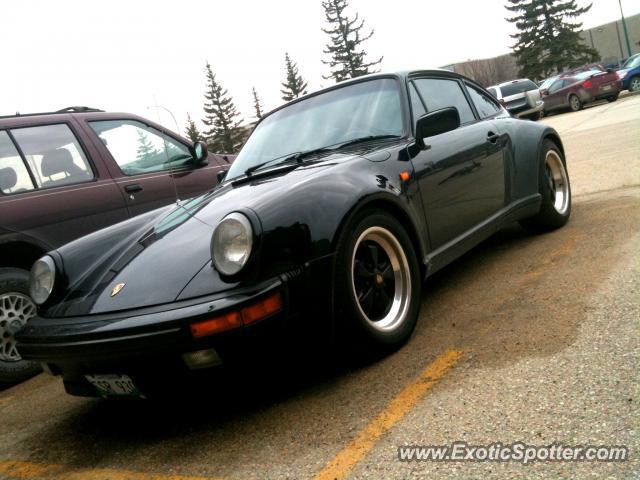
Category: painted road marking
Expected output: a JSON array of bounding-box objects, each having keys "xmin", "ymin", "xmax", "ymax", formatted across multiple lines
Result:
[
  {"xmin": 314, "ymin": 348, "xmax": 462, "ymax": 480},
  {"xmin": 0, "ymin": 460, "xmax": 224, "ymax": 480}
]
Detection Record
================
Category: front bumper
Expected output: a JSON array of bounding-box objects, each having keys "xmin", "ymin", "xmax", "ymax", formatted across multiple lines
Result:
[
  {"xmin": 17, "ymin": 256, "xmax": 334, "ymax": 394},
  {"xmin": 512, "ymin": 101, "xmax": 544, "ymax": 118}
]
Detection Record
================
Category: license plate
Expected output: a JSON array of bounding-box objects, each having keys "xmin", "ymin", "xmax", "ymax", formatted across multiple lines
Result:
[
  {"xmin": 602, "ymin": 85, "xmax": 612, "ymax": 91},
  {"xmin": 85, "ymin": 374, "xmax": 143, "ymax": 398}
]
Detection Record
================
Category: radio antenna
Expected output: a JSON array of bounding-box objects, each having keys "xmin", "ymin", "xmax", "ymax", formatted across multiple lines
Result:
[{"xmin": 148, "ymin": 96, "xmax": 181, "ymax": 206}]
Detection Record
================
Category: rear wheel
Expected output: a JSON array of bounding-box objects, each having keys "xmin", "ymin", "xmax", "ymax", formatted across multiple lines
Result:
[
  {"xmin": 0, "ymin": 268, "xmax": 41, "ymax": 383},
  {"xmin": 606, "ymin": 94, "xmax": 619, "ymax": 102},
  {"xmin": 629, "ymin": 76, "xmax": 640, "ymax": 93},
  {"xmin": 334, "ymin": 210, "xmax": 421, "ymax": 353},
  {"xmin": 569, "ymin": 94, "xmax": 582, "ymax": 112},
  {"xmin": 520, "ymin": 140, "xmax": 571, "ymax": 233}
]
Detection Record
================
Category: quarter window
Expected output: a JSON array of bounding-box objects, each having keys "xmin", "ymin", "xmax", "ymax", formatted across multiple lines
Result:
[
  {"xmin": 412, "ymin": 78, "xmax": 475, "ymax": 124},
  {"xmin": 0, "ymin": 131, "xmax": 35, "ymax": 194},
  {"xmin": 10, "ymin": 124, "xmax": 94, "ymax": 189},
  {"xmin": 466, "ymin": 85, "xmax": 502, "ymax": 119},
  {"xmin": 90, "ymin": 120, "xmax": 192, "ymax": 176}
]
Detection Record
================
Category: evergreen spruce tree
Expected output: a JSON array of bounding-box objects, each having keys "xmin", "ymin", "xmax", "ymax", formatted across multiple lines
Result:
[
  {"xmin": 135, "ymin": 130, "xmax": 159, "ymax": 166},
  {"xmin": 506, "ymin": 0, "xmax": 599, "ymax": 79},
  {"xmin": 321, "ymin": 0, "xmax": 382, "ymax": 82},
  {"xmin": 280, "ymin": 53, "xmax": 308, "ymax": 101},
  {"xmin": 184, "ymin": 113, "xmax": 202, "ymax": 142},
  {"xmin": 252, "ymin": 87, "xmax": 264, "ymax": 119},
  {"xmin": 202, "ymin": 63, "xmax": 244, "ymax": 153}
]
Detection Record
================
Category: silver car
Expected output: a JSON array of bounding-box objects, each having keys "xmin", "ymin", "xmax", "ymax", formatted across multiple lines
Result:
[{"xmin": 487, "ymin": 79, "xmax": 544, "ymax": 120}]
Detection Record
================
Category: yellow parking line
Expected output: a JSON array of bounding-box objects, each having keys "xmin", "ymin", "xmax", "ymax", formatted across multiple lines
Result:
[
  {"xmin": 0, "ymin": 460, "xmax": 224, "ymax": 480},
  {"xmin": 314, "ymin": 348, "xmax": 462, "ymax": 480}
]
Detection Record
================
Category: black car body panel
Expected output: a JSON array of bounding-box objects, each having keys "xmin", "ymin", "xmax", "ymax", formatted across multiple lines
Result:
[{"xmin": 17, "ymin": 70, "xmax": 566, "ymax": 395}]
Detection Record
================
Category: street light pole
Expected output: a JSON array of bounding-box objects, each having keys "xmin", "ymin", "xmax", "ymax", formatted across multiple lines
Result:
[{"xmin": 618, "ymin": 0, "xmax": 633, "ymax": 58}]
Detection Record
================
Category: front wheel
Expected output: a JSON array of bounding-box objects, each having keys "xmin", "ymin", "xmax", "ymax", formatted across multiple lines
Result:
[
  {"xmin": 520, "ymin": 140, "xmax": 571, "ymax": 233},
  {"xmin": 0, "ymin": 268, "xmax": 41, "ymax": 383},
  {"xmin": 334, "ymin": 210, "xmax": 421, "ymax": 352},
  {"xmin": 569, "ymin": 94, "xmax": 582, "ymax": 112}
]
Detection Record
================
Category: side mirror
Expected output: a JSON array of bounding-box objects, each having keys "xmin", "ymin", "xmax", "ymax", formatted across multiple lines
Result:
[
  {"xmin": 415, "ymin": 107, "xmax": 460, "ymax": 150},
  {"xmin": 540, "ymin": 89, "xmax": 549, "ymax": 96},
  {"xmin": 192, "ymin": 141, "xmax": 209, "ymax": 165},
  {"xmin": 217, "ymin": 170, "xmax": 227, "ymax": 183}
]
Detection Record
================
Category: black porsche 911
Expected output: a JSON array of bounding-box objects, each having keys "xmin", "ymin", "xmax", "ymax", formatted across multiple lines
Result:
[{"xmin": 18, "ymin": 70, "xmax": 571, "ymax": 398}]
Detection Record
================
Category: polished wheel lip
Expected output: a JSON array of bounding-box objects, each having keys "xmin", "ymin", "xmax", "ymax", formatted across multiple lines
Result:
[
  {"xmin": 0, "ymin": 292, "xmax": 36, "ymax": 362},
  {"xmin": 545, "ymin": 150, "xmax": 570, "ymax": 215},
  {"xmin": 351, "ymin": 226, "xmax": 411, "ymax": 332}
]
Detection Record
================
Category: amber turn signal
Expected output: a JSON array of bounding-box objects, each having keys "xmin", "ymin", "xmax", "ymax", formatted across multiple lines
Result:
[
  {"xmin": 191, "ymin": 311, "xmax": 242, "ymax": 338},
  {"xmin": 399, "ymin": 171, "xmax": 410, "ymax": 182},
  {"xmin": 190, "ymin": 291, "xmax": 284, "ymax": 338},
  {"xmin": 241, "ymin": 291, "xmax": 283, "ymax": 324}
]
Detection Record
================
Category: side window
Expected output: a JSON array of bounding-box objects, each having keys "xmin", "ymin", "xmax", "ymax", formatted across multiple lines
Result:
[
  {"xmin": 89, "ymin": 120, "xmax": 192, "ymax": 176},
  {"xmin": 409, "ymin": 83, "xmax": 426, "ymax": 123},
  {"xmin": 549, "ymin": 80, "xmax": 564, "ymax": 94},
  {"xmin": 0, "ymin": 131, "xmax": 35, "ymax": 194},
  {"xmin": 412, "ymin": 78, "xmax": 475, "ymax": 124},
  {"xmin": 466, "ymin": 85, "xmax": 502, "ymax": 119},
  {"xmin": 11, "ymin": 124, "xmax": 94, "ymax": 189}
]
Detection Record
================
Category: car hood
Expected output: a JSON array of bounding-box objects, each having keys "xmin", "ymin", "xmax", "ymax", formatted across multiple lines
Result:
[{"xmin": 45, "ymin": 151, "xmax": 362, "ymax": 317}]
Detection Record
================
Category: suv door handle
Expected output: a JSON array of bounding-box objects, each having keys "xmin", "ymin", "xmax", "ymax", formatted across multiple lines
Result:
[
  {"xmin": 124, "ymin": 184, "xmax": 143, "ymax": 194},
  {"xmin": 487, "ymin": 132, "xmax": 500, "ymax": 144}
]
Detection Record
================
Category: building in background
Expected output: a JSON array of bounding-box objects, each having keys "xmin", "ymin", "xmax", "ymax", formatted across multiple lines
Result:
[
  {"xmin": 444, "ymin": 12, "xmax": 640, "ymax": 84},
  {"xmin": 581, "ymin": 12, "xmax": 640, "ymax": 67}
]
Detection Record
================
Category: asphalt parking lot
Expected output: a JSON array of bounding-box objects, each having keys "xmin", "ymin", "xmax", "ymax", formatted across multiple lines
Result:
[{"xmin": 1, "ymin": 94, "xmax": 639, "ymax": 480}]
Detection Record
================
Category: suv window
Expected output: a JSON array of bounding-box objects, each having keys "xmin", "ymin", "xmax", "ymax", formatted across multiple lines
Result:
[
  {"xmin": 11, "ymin": 124, "xmax": 94, "ymax": 189},
  {"xmin": 500, "ymin": 80, "xmax": 538, "ymax": 97},
  {"xmin": 487, "ymin": 87, "xmax": 499, "ymax": 98},
  {"xmin": 0, "ymin": 131, "xmax": 35, "ymax": 194},
  {"xmin": 466, "ymin": 85, "xmax": 502, "ymax": 118},
  {"xmin": 412, "ymin": 78, "xmax": 475, "ymax": 124},
  {"xmin": 90, "ymin": 120, "xmax": 192, "ymax": 176}
]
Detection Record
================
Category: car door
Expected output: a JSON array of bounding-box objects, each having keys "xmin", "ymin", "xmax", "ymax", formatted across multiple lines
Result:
[
  {"xmin": 84, "ymin": 119, "xmax": 220, "ymax": 217},
  {"xmin": 409, "ymin": 77, "xmax": 506, "ymax": 250},
  {"xmin": 546, "ymin": 79, "xmax": 573, "ymax": 110},
  {"xmin": 0, "ymin": 123, "xmax": 129, "ymax": 249}
]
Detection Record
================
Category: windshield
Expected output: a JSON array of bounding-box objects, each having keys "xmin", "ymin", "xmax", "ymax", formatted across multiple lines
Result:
[
  {"xmin": 575, "ymin": 70, "xmax": 600, "ymax": 80},
  {"xmin": 226, "ymin": 78, "xmax": 404, "ymax": 179},
  {"xmin": 623, "ymin": 55, "xmax": 640, "ymax": 69},
  {"xmin": 539, "ymin": 77, "xmax": 558, "ymax": 90}
]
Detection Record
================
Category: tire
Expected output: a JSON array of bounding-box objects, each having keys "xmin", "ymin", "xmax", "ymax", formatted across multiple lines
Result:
[
  {"xmin": 523, "ymin": 111, "xmax": 542, "ymax": 121},
  {"xmin": 629, "ymin": 75, "xmax": 640, "ymax": 93},
  {"xmin": 334, "ymin": 209, "xmax": 421, "ymax": 353},
  {"xmin": 606, "ymin": 94, "xmax": 619, "ymax": 103},
  {"xmin": 568, "ymin": 94, "xmax": 582, "ymax": 112},
  {"xmin": 0, "ymin": 268, "xmax": 41, "ymax": 383},
  {"xmin": 520, "ymin": 140, "xmax": 572, "ymax": 233}
]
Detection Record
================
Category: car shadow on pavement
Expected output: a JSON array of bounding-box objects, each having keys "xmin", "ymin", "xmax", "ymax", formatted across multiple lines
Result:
[{"xmin": 10, "ymin": 192, "xmax": 639, "ymax": 474}]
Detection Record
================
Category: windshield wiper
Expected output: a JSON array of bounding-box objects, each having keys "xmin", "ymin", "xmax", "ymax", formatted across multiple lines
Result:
[
  {"xmin": 244, "ymin": 147, "xmax": 334, "ymax": 176},
  {"xmin": 336, "ymin": 135, "xmax": 401, "ymax": 149}
]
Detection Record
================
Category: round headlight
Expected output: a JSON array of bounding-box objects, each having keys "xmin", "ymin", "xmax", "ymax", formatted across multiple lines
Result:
[
  {"xmin": 212, "ymin": 212, "xmax": 254, "ymax": 276},
  {"xmin": 30, "ymin": 256, "xmax": 56, "ymax": 305}
]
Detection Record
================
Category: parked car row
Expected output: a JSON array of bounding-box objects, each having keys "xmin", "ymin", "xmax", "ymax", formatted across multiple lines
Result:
[
  {"xmin": 488, "ymin": 58, "xmax": 639, "ymax": 119},
  {"xmin": 0, "ymin": 107, "xmax": 233, "ymax": 382}
]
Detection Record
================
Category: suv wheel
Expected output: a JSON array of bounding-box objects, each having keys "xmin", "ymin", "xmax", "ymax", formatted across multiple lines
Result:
[{"xmin": 0, "ymin": 268, "xmax": 41, "ymax": 383}]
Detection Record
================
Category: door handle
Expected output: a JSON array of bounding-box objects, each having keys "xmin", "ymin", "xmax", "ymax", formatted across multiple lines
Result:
[
  {"xmin": 124, "ymin": 184, "xmax": 143, "ymax": 194},
  {"xmin": 487, "ymin": 132, "xmax": 500, "ymax": 144}
]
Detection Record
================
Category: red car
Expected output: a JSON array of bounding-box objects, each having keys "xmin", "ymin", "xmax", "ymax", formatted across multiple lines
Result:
[{"xmin": 540, "ymin": 69, "xmax": 622, "ymax": 113}]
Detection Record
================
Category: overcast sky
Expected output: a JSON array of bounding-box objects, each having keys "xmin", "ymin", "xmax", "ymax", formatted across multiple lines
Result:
[{"xmin": 2, "ymin": 0, "xmax": 639, "ymax": 134}]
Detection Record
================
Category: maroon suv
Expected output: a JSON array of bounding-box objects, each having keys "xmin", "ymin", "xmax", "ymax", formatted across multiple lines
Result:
[
  {"xmin": 0, "ymin": 107, "xmax": 232, "ymax": 381},
  {"xmin": 540, "ymin": 68, "xmax": 622, "ymax": 114}
]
